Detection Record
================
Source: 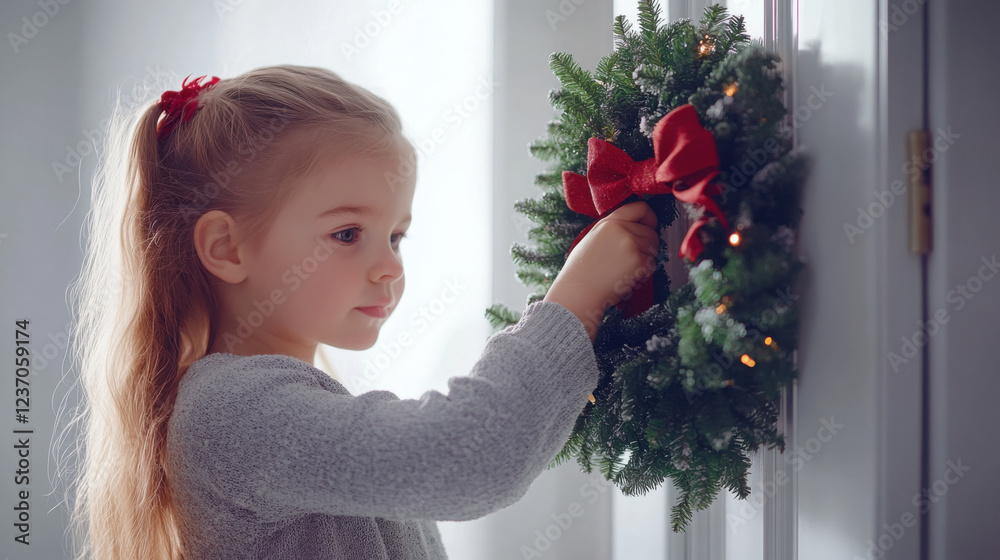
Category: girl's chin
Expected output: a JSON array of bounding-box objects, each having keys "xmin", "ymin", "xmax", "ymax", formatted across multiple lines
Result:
[{"xmin": 327, "ymin": 329, "xmax": 380, "ymax": 351}]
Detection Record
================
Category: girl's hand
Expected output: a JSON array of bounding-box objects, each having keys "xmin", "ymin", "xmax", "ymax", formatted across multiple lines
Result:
[{"xmin": 543, "ymin": 201, "xmax": 659, "ymax": 342}]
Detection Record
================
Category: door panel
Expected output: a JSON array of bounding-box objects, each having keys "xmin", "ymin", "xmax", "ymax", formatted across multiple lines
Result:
[{"xmin": 926, "ymin": 1, "xmax": 1000, "ymax": 558}]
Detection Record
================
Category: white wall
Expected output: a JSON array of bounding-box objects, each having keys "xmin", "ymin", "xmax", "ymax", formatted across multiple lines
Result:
[{"xmin": 1, "ymin": 1, "xmax": 87, "ymax": 556}]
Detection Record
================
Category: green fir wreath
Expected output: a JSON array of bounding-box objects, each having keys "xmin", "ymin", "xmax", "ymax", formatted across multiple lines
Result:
[{"xmin": 484, "ymin": 2, "xmax": 809, "ymax": 533}]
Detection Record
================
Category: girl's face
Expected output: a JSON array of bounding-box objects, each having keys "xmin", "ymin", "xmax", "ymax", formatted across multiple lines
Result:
[{"xmin": 213, "ymin": 150, "xmax": 415, "ymax": 361}]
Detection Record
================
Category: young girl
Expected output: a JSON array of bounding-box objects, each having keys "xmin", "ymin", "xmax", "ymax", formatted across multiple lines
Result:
[{"xmin": 66, "ymin": 64, "xmax": 659, "ymax": 560}]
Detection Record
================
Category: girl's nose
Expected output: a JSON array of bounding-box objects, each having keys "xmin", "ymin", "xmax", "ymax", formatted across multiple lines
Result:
[{"xmin": 370, "ymin": 243, "xmax": 404, "ymax": 283}]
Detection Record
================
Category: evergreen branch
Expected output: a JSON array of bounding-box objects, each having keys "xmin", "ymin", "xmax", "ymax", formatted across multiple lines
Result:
[
  {"xmin": 516, "ymin": 267, "xmax": 555, "ymax": 290},
  {"xmin": 548, "ymin": 52, "xmax": 607, "ymax": 133},
  {"xmin": 698, "ymin": 3, "xmax": 730, "ymax": 38},
  {"xmin": 637, "ymin": 0, "xmax": 664, "ymax": 65},
  {"xmin": 509, "ymin": 241, "xmax": 563, "ymax": 279},
  {"xmin": 533, "ymin": 170, "xmax": 564, "ymax": 189},
  {"xmin": 549, "ymin": 432, "xmax": 583, "ymax": 470},
  {"xmin": 594, "ymin": 51, "xmax": 621, "ymax": 88},
  {"xmin": 527, "ymin": 136, "xmax": 563, "ymax": 162},
  {"xmin": 637, "ymin": 0, "xmax": 663, "ymax": 40},
  {"xmin": 612, "ymin": 14, "xmax": 634, "ymax": 50},
  {"xmin": 484, "ymin": 303, "xmax": 519, "ymax": 331},
  {"xmin": 547, "ymin": 88, "xmax": 596, "ymax": 128},
  {"xmin": 718, "ymin": 15, "xmax": 750, "ymax": 54},
  {"xmin": 670, "ymin": 486, "xmax": 695, "ymax": 532},
  {"xmin": 513, "ymin": 194, "xmax": 573, "ymax": 225}
]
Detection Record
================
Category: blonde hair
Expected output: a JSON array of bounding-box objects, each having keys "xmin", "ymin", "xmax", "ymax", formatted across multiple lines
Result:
[{"xmin": 62, "ymin": 64, "xmax": 414, "ymax": 560}]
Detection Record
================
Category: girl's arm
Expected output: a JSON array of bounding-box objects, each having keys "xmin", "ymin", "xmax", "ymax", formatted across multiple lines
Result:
[{"xmin": 167, "ymin": 300, "xmax": 600, "ymax": 523}]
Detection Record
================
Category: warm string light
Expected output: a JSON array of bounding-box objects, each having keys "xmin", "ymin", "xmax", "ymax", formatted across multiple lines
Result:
[
  {"xmin": 724, "ymin": 82, "xmax": 739, "ymax": 97},
  {"xmin": 729, "ymin": 232, "xmax": 741, "ymax": 245},
  {"xmin": 740, "ymin": 354, "xmax": 756, "ymax": 367},
  {"xmin": 588, "ymin": 393, "xmax": 596, "ymax": 404},
  {"xmin": 698, "ymin": 34, "xmax": 714, "ymax": 57},
  {"xmin": 715, "ymin": 303, "xmax": 727, "ymax": 314},
  {"xmin": 764, "ymin": 336, "xmax": 773, "ymax": 346}
]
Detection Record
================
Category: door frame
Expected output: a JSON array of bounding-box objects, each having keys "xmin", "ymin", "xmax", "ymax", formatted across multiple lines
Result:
[{"xmin": 873, "ymin": 0, "xmax": 927, "ymax": 559}]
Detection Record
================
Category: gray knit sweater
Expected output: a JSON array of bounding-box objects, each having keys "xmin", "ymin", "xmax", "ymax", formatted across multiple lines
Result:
[{"xmin": 165, "ymin": 300, "xmax": 601, "ymax": 559}]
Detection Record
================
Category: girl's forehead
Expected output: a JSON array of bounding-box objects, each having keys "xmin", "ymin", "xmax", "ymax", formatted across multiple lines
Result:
[
  {"xmin": 284, "ymin": 156, "xmax": 414, "ymax": 216},
  {"xmin": 289, "ymin": 161, "xmax": 385, "ymax": 200},
  {"xmin": 312, "ymin": 151, "xmax": 411, "ymax": 182}
]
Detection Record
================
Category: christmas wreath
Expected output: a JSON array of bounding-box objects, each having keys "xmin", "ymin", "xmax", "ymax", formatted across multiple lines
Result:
[{"xmin": 485, "ymin": 2, "xmax": 809, "ymax": 532}]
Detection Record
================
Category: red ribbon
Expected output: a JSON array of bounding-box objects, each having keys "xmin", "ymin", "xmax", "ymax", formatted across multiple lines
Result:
[
  {"xmin": 156, "ymin": 74, "xmax": 221, "ymax": 140},
  {"xmin": 561, "ymin": 103, "xmax": 730, "ymax": 318}
]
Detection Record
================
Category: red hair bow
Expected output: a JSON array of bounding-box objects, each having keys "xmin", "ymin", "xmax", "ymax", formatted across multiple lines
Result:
[
  {"xmin": 156, "ymin": 74, "xmax": 221, "ymax": 140},
  {"xmin": 562, "ymin": 103, "xmax": 730, "ymax": 318}
]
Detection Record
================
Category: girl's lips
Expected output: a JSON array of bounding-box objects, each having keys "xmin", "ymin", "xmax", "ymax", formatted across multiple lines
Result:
[{"xmin": 355, "ymin": 306, "xmax": 389, "ymax": 318}]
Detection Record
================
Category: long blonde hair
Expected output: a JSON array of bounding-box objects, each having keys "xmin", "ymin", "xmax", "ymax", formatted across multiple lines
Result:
[{"xmin": 62, "ymin": 64, "xmax": 414, "ymax": 560}]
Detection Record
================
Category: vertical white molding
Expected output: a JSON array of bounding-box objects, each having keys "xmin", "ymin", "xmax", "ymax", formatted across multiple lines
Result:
[
  {"xmin": 667, "ymin": 0, "xmax": 689, "ymax": 21},
  {"xmin": 876, "ymin": 0, "xmax": 926, "ymax": 557},
  {"xmin": 765, "ymin": 1, "xmax": 798, "ymax": 559}
]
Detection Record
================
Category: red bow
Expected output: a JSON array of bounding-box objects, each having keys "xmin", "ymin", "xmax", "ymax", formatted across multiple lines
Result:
[
  {"xmin": 156, "ymin": 74, "xmax": 221, "ymax": 140},
  {"xmin": 561, "ymin": 103, "xmax": 729, "ymax": 318}
]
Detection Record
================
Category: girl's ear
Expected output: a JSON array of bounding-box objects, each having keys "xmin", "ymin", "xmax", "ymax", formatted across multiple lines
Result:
[{"xmin": 193, "ymin": 210, "xmax": 249, "ymax": 284}]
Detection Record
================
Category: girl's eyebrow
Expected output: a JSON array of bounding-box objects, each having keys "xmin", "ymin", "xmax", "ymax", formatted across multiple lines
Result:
[
  {"xmin": 317, "ymin": 205, "xmax": 412, "ymax": 224},
  {"xmin": 316, "ymin": 205, "xmax": 377, "ymax": 219}
]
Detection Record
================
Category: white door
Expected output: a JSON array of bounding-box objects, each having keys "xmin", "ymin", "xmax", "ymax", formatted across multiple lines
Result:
[{"xmin": 925, "ymin": 1, "xmax": 1000, "ymax": 558}]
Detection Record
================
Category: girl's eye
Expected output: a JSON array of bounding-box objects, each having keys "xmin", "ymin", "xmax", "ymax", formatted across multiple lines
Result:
[
  {"xmin": 330, "ymin": 227, "xmax": 409, "ymax": 248},
  {"xmin": 331, "ymin": 227, "xmax": 360, "ymax": 244}
]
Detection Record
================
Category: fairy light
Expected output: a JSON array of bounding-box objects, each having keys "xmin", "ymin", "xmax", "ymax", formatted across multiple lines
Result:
[
  {"xmin": 740, "ymin": 354, "xmax": 756, "ymax": 367},
  {"xmin": 588, "ymin": 393, "xmax": 595, "ymax": 404},
  {"xmin": 698, "ymin": 34, "xmax": 714, "ymax": 57},
  {"xmin": 729, "ymin": 232, "xmax": 741, "ymax": 245},
  {"xmin": 764, "ymin": 336, "xmax": 773, "ymax": 346},
  {"xmin": 715, "ymin": 303, "xmax": 727, "ymax": 314},
  {"xmin": 724, "ymin": 82, "xmax": 739, "ymax": 97}
]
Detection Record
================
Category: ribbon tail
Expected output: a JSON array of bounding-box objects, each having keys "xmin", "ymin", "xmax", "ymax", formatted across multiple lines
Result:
[
  {"xmin": 695, "ymin": 194, "xmax": 730, "ymax": 232},
  {"xmin": 679, "ymin": 218, "xmax": 711, "ymax": 262}
]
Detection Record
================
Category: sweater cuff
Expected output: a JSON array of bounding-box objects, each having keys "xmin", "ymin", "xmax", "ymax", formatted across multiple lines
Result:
[{"xmin": 507, "ymin": 299, "xmax": 600, "ymax": 390}]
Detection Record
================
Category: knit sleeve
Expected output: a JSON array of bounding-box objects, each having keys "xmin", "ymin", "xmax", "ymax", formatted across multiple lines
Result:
[{"xmin": 174, "ymin": 300, "xmax": 600, "ymax": 523}]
